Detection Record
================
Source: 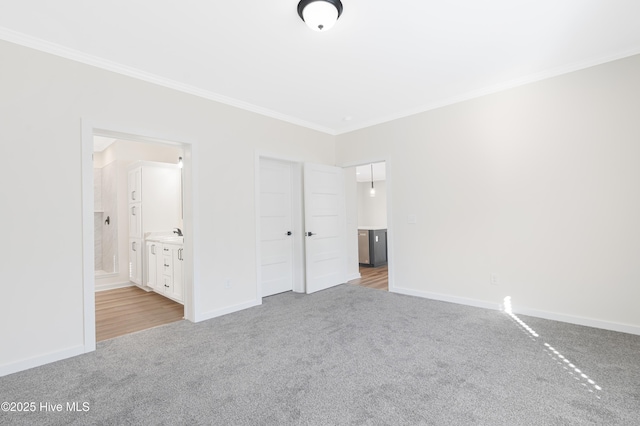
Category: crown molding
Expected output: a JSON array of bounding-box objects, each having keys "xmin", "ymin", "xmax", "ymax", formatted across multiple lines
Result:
[
  {"xmin": 0, "ymin": 26, "xmax": 337, "ymax": 136},
  {"xmin": 3, "ymin": 26, "xmax": 639, "ymax": 138}
]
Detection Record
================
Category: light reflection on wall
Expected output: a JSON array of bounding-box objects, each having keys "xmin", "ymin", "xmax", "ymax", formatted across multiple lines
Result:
[{"xmin": 503, "ymin": 296, "xmax": 602, "ymax": 398}]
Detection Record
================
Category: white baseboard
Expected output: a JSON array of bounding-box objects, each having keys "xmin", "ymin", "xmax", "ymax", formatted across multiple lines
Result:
[
  {"xmin": 95, "ymin": 281, "xmax": 132, "ymax": 292},
  {"xmin": 391, "ymin": 286, "xmax": 640, "ymax": 336},
  {"xmin": 195, "ymin": 298, "xmax": 261, "ymax": 323},
  {"xmin": 0, "ymin": 345, "xmax": 85, "ymax": 377},
  {"xmin": 510, "ymin": 306, "xmax": 640, "ymax": 336},
  {"xmin": 392, "ymin": 286, "xmax": 501, "ymax": 311}
]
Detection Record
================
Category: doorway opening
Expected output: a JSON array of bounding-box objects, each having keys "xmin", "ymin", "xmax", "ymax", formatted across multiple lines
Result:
[
  {"xmin": 347, "ymin": 161, "xmax": 389, "ymax": 291},
  {"xmin": 92, "ymin": 135, "xmax": 186, "ymax": 341},
  {"xmin": 82, "ymin": 124, "xmax": 195, "ymax": 350}
]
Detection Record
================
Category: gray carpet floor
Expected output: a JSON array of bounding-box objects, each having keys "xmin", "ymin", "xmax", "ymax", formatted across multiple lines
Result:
[{"xmin": 1, "ymin": 284, "xmax": 639, "ymax": 425}]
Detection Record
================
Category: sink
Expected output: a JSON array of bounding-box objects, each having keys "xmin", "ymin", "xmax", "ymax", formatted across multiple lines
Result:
[
  {"xmin": 160, "ymin": 236, "xmax": 183, "ymax": 243},
  {"xmin": 146, "ymin": 235, "xmax": 184, "ymax": 244}
]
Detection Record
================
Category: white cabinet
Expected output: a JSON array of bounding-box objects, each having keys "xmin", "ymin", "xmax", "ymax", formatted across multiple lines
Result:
[
  {"xmin": 128, "ymin": 203, "xmax": 142, "ymax": 238},
  {"xmin": 129, "ymin": 238, "xmax": 142, "ymax": 285},
  {"xmin": 127, "ymin": 161, "xmax": 181, "ymax": 287},
  {"xmin": 128, "ymin": 168, "xmax": 142, "ymax": 203},
  {"xmin": 148, "ymin": 242, "xmax": 184, "ymax": 303},
  {"xmin": 128, "ymin": 166, "xmax": 142, "ymax": 286},
  {"xmin": 172, "ymin": 246, "xmax": 184, "ymax": 301},
  {"xmin": 146, "ymin": 241, "xmax": 159, "ymax": 289}
]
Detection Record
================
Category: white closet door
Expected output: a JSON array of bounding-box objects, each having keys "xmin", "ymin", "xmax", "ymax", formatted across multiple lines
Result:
[
  {"xmin": 304, "ymin": 163, "xmax": 346, "ymax": 294},
  {"xmin": 260, "ymin": 158, "xmax": 294, "ymax": 297}
]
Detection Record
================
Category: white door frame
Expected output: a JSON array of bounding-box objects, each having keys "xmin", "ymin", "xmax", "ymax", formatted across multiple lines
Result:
[
  {"xmin": 255, "ymin": 153, "xmax": 305, "ymax": 298},
  {"xmin": 81, "ymin": 119, "xmax": 199, "ymax": 353},
  {"xmin": 339, "ymin": 159, "xmax": 394, "ymax": 292}
]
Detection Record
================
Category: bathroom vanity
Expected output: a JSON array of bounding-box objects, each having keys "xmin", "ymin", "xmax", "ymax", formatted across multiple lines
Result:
[{"xmin": 146, "ymin": 235, "xmax": 184, "ymax": 304}]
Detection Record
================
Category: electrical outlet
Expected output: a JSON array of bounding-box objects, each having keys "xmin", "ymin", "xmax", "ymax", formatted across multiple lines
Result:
[
  {"xmin": 224, "ymin": 279, "xmax": 231, "ymax": 289},
  {"xmin": 490, "ymin": 273, "xmax": 499, "ymax": 286}
]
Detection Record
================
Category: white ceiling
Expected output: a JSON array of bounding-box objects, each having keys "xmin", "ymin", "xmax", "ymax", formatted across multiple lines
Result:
[
  {"xmin": 93, "ymin": 136, "xmax": 116, "ymax": 152},
  {"xmin": 1, "ymin": 1, "xmax": 640, "ymax": 135}
]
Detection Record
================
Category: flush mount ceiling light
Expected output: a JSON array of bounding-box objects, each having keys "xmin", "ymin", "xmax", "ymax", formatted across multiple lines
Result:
[{"xmin": 298, "ymin": 0, "xmax": 343, "ymax": 32}]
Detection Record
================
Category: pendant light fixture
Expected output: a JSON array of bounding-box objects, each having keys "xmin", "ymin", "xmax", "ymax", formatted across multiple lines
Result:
[
  {"xmin": 298, "ymin": 0, "xmax": 343, "ymax": 32},
  {"xmin": 370, "ymin": 163, "xmax": 376, "ymax": 197}
]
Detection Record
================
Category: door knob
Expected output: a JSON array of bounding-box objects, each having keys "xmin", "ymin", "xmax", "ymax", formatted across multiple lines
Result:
[
  {"xmin": 306, "ymin": 232, "xmax": 315, "ymax": 236},
  {"xmin": 286, "ymin": 231, "xmax": 292, "ymax": 236}
]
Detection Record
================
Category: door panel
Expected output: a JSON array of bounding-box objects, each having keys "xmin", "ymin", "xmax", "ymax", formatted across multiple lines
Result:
[
  {"xmin": 260, "ymin": 158, "xmax": 294, "ymax": 297},
  {"xmin": 304, "ymin": 163, "xmax": 346, "ymax": 294}
]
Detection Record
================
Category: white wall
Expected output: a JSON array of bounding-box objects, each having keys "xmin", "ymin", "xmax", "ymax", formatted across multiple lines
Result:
[
  {"xmin": 0, "ymin": 40, "xmax": 334, "ymax": 375},
  {"xmin": 357, "ymin": 180, "xmax": 387, "ymax": 229},
  {"xmin": 337, "ymin": 54, "xmax": 640, "ymax": 334}
]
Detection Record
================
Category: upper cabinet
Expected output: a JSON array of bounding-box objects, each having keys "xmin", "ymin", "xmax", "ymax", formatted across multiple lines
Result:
[
  {"xmin": 128, "ymin": 161, "xmax": 182, "ymax": 286},
  {"xmin": 128, "ymin": 162, "xmax": 181, "ymax": 238},
  {"xmin": 127, "ymin": 167, "xmax": 142, "ymax": 203},
  {"xmin": 128, "ymin": 203, "xmax": 142, "ymax": 238}
]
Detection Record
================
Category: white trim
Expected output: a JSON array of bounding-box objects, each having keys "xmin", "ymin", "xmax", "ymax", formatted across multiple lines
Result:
[
  {"xmin": 94, "ymin": 271, "xmax": 119, "ymax": 279},
  {"xmin": 182, "ymin": 143, "xmax": 198, "ymax": 323},
  {"xmin": 345, "ymin": 272, "xmax": 361, "ymax": 281},
  {"xmin": 510, "ymin": 306, "xmax": 640, "ymax": 336},
  {"xmin": 81, "ymin": 119, "xmax": 200, "ymax": 355},
  {"xmin": 95, "ymin": 282, "xmax": 132, "ymax": 292},
  {"xmin": 254, "ymin": 152, "xmax": 262, "ymax": 300},
  {"xmin": 0, "ymin": 27, "xmax": 335, "ymax": 136},
  {"xmin": 291, "ymin": 162, "xmax": 305, "ymax": 293},
  {"xmin": 393, "ymin": 287, "xmax": 640, "ymax": 336},
  {"xmin": 5, "ymin": 27, "xmax": 639, "ymax": 137},
  {"xmin": 195, "ymin": 299, "xmax": 261, "ymax": 323},
  {"xmin": 384, "ymin": 160, "xmax": 395, "ymax": 292},
  {"xmin": 0, "ymin": 345, "xmax": 85, "ymax": 377},
  {"xmin": 392, "ymin": 287, "xmax": 502, "ymax": 311},
  {"xmin": 81, "ymin": 121, "xmax": 96, "ymax": 354},
  {"xmin": 338, "ymin": 158, "xmax": 394, "ymax": 291}
]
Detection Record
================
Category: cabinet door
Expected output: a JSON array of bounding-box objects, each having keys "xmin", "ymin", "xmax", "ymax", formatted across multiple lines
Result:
[
  {"xmin": 171, "ymin": 247, "xmax": 184, "ymax": 302},
  {"xmin": 146, "ymin": 242, "xmax": 158, "ymax": 289},
  {"xmin": 128, "ymin": 203, "xmax": 142, "ymax": 238},
  {"xmin": 129, "ymin": 238, "xmax": 142, "ymax": 285},
  {"xmin": 161, "ymin": 244, "xmax": 173, "ymax": 277},
  {"xmin": 140, "ymin": 166, "xmax": 181, "ymax": 234},
  {"xmin": 127, "ymin": 168, "xmax": 142, "ymax": 203},
  {"xmin": 160, "ymin": 243, "xmax": 173, "ymax": 295},
  {"xmin": 156, "ymin": 248, "xmax": 165, "ymax": 293}
]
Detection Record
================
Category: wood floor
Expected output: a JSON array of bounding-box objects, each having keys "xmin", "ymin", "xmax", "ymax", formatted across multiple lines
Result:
[
  {"xmin": 95, "ymin": 286, "xmax": 184, "ymax": 342},
  {"xmin": 348, "ymin": 264, "xmax": 388, "ymax": 291}
]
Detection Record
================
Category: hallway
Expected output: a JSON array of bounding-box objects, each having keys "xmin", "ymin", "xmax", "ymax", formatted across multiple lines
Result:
[{"xmin": 348, "ymin": 265, "xmax": 388, "ymax": 291}]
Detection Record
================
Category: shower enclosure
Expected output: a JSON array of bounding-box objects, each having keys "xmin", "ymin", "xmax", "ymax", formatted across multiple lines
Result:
[{"xmin": 94, "ymin": 161, "xmax": 119, "ymax": 276}]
